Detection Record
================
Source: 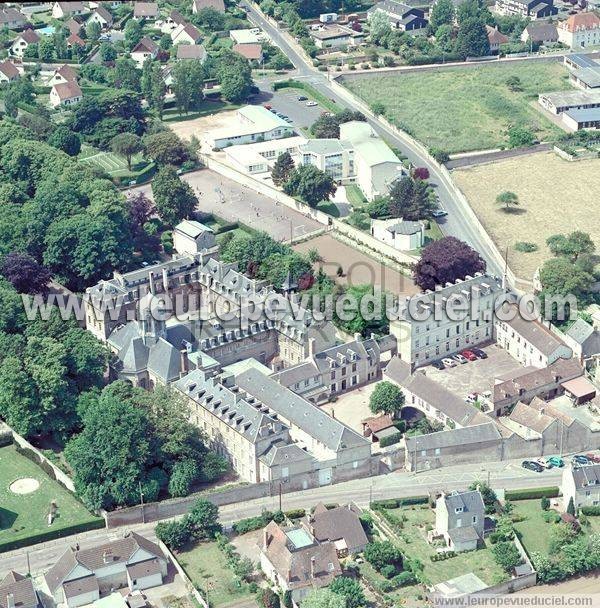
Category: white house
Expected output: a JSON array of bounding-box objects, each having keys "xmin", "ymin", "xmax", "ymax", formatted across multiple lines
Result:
[
  {"xmin": 50, "ymin": 80, "xmax": 83, "ymax": 108},
  {"xmin": 230, "ymin": 28, "xmax": 267, "ymax": 45},
  {"xmin": 130, "ymin": 37, "xmax": 159, "ymax": 68},
  {"xmin": 52, "ymin": 2, "xmax": 88, "ymax": 19},
  {"xmin": 558, "ymin": 12, "xmax": 600, "ymax": 49},
  {"xmin": 11, "ymin": 29, "xmax": 40, "ymax": 58},
  {"xmin": 86, "ymin": 6, "xmax": 113, "ymax": 29},
  {"xmin": 370, "ymin": 218, "xmax": 424, "ymax": 251},
  {"xmin": 561, "ymin": 463, "xmax": 600, "ymax": 510},
  {"xmin": 310, "ymin": 24, "xmax": 365, "ymax": 49},
  {"xmin": 172, "ymin": 220, "xmax": 217, "ymax": 256},
  {"xmin": 48, "ymin": 64, "xmax": 78, "ymax": 87},
  {"xmin": 0, "ymin": 61, "xmax": 20, "ymax": 84},
  {"xmin": 171, "ymin": 22, "xmax": 202, "ymax": 45},
  {"xmin": 434, "ymin": 490, "xmax": 485, "ymax": 552}
]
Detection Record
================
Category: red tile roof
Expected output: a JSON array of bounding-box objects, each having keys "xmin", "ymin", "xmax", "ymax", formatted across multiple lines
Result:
[
  {"xmin": 233, "ymin": 42, "xmax": 263, "ymax": 60},
  {"xmin": 562, "ymin": 12, "xmax": 600, "ymax": 33}
]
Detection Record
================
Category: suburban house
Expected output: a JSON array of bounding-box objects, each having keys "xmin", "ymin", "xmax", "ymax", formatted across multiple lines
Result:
[
  {"xmin": 171, "ymin": 22, "xmax": 202, "ymax": 45},
  {"xmin": 562, "ymin": 318, "xmax": 600, "ymax": 365},
  {"xmin": 300, "ymin": 503, "xmax": 368, "ymax": 556},
  {"xmin": 561, "ymin": 463, "xmax": 600, "ymax": 509},
  {"xmin": 66, "ymin": 17, "xmax": 83, "ymax": 35},
  {"xmin": 370, "ymin": 218, "xmax": 425, "ymax": 251},
  {"xmin": 233, "ymin": 43, "xmax": 264, "ymax": 62},
  {"xmin": 11, "ymin": 29, "xmax": 40, "ymax": 58},
  {"xmin": 260, "ymin": 520, "xmax": 343, "ymax": 604},
  {"xmin": 44, "ymin": 533, "xmax": 168, "ymax": 608},
  {"xmin": 558, "ymin": 12, "xmax": 600, "ymax": 49},
  {"xmin": 67, "ymin": 33, "xmax": 86, "ymax": 49},
  {"xmin": 176, "ymin": 44, "xmax": 207, "ymax": 61},
  {"xmin": 486, "ymin": 25, "xmax": 509, "ymax": 52},
  {"xmin": 86, "ymin": 6, "xmax": 113, "ymax": 29},
  {"xmin": 367, "ymin": 0, "xmax": 428, "ymax": 32},
  {"xmin": 230, "ymin": 28, "xmax": 267, "ymax": 45},
  {"xmin": 207, "ymin": 105, "xmax": 295, "ymax": 149},
  {"xmin": 493, "ymin": 0, "xmax": 557, "ymax": 18},
  {"xmin": 172, "ymin": 220, "xmax": 216, "ymax": 256},
  {"xmin": 52, "ymin": 2, "xmax": 88, "ymax": 19},
  {"xmin": 50, "ymin": 80, "xmax": 83, "ymax": 108},
  {"xmin": 133, "ymin": 2, "xmax": 159, "ymax": 21},
  {"xmin": 434, "ymin": 490, "xmax": 486, "ymax": 552},
  {"xmin": 521, "ymin": 21, "xmax": 558, "ymax": 44},
  {"xmin": 163, "ymin": 9, "xmax": 186, "ymax": 32},
  {"xmin": 0, "ymin": 571, "xmax": 39, "ymax": 608},
  {"xmin": 0, "ymin": 7, "xmax": 27, "ymax": 29},
  {"xmin": 494, "ymin": 306, "xmax": 573, "ymax": 368},
  {"xmin": 310, "ymin": 24, "xmax": 366, "ymax": 49},
  {"xmin": 131, "ymin": 37, "xmax": 159, "ymax": 68},
  {"xmin": 0, "ymin": 61, "xmax": 20, "ymax": 84},
  {"xmin": 193, "ymin": 0, "xmax": 226, "ymax": 12},
  {"xmin": 48, "ymin": 64, "xmax": 78, "ymax": 86}
]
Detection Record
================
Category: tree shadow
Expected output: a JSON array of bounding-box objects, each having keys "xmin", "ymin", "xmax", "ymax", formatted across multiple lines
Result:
[
  {"xmin": 498, "ymin": 207, "xmax": 527, "ymax": 216},
  {"xmin": 0, "ymin": 506, "xmax": 18, "ymax": 530}
]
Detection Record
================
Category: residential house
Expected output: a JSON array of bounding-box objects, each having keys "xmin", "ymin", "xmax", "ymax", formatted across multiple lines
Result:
[
  {"xmin": 362, "ymin": 414, "xmax": 397, "ymax": 443},
  {"xmin": 233, "ymin": 43, "xmax": 263, "ymax": 62},
  {"xmin": 494, "ymin": 0, "xmax": 557, "ymax": 19},
  {"xmin": 434, "ymin": 490, "xmax": 485, "ymax": 552},
  {"xmin": 48, "ymin": 64, "xmax": 78, "ymax": 86},
  {"xmin": 171, "ymin": 22, "xmax": 202, "ymax": 45},
  {"xmin": 193, "ymin": 0, "xmax": 226, "ymax": 12},
  {"xmin": 0, "ymin": 8, "xmax": 28, "ymax": 29},
  {"xmin": 52, "ymin": 2, "xmax": 88, "ymax": 19},
  {"xmin": 520, "ymin": 21, "xmax": 558, "ymax": 44},
  {"xmin": 50, "ymin": 80, "xmax": 83, "ymax": 107},
  {"xmin": 486, "ymin": 25, "xmax": 509, "ymax": 53},
  {"xmin": 0, "ymin": 572, "xmax": 39, "ymax": 608},
  {"xmin": 494, "ymin": 305, "xmax": 573, "ymax": 368},
  {"xmin": 367, "ymin": 0, "xmax": 428, "ymax": 32},
  {"xmin": 0, "ymin": 61, "xmax": 20, "ymax": 84},
  {"xmin": 558, "ymin": 12, "xmax": 600, "ymax": 49},
  {"xmin": 561, "ymin": 463, "xmax": 600, "ymax": 509},
  {"xmin": 44, "ymin": 533, "xmax": 167, "ymax": 608},
  {"xmin": 133, "ymin": 2, "xmax": 159, "ymax": 21},
  {"xmin": 67, "ymin": 33, "xmax": 86, "ymax": 49},
  {"xmin": 389, "ymin": 274, "xmax": 503, "ymax": 368},
  {"xmin": 260, "ymin": 520, "xmax": 343, "ymax": 604},
  {"xmin": 87, "ymin": 6, "xmax": 113, "ymax": 29},
  {"xmin": 310, "ymin": 24, "xmax": 366, "ymax": 49},
  {"xmin": 162, "ymin": 9, "xmax": 186, "ymax": 32},
  {"xmin": 131, "ymin": 37, "xmax": 159, "ymax": 68},
  {"xmin": 563, "ymin": 318, "xmax": 600, "ymax": 365},
  {"xmin": 370, "ymin": 218, "xmax": 424, "ymax": 251},
  {"xmin": 230, "ymin": 28, "xmax": 267, "ymax": 45},
  {"xmin": 66, "ymin": 17, "xmax": 83, "ymax": 36},
  {"xmin": 300, "ymin": 503, "xmax": 368, "ymax": 556},
  {"xmin": 176, "ymin": 44, "xmax": 207, "ymax": 61},
  {"xmin": 11, "ymin": 29, "xmax": 40, "ymax": 58},
  {"xmin": 172, "ymin": 220, "xmax": 216, "ymax": 256}
]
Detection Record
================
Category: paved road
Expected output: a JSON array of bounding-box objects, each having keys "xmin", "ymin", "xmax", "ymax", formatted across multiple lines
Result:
[
  {"xmin": 131, "ymin": 168, "xmax": 323, "ymax": 242},
  {"xmin": 0, "ymin": 458, "xmax": 561, "ymax": 578}
]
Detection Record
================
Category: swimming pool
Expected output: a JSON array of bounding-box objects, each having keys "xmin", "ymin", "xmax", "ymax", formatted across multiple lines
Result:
[{"xmin": 35, "ymin": 25, "xmax": 55, "ymax": 36}]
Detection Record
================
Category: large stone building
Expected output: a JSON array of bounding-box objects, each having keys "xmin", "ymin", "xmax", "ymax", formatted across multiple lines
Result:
[
  {"xmin": 494, "ymin": 0, "xmax": 557, "ymax": 19},
  {"xmin": 557, "ymin": 12, "xmax": 600, "ymax": 49}
]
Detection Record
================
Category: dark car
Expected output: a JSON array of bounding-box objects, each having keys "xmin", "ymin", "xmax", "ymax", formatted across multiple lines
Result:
[
  {"xmin": 573, "ymin": 454, "xmax": 590, "ymax": 465},
  {"xmin": 298, "ymin": 95, "xmax": 308, "ymax": 101},
  {"xmin": 431, "ymin": 360, "xmax": 445, "ymax": 370},
  {"xmin": 522, "ymin": 460, "xmax": 544, "ymax": 473},
  {"xmin": 471, "ymin": 348, "xmax": 488, "ymax": 359}
]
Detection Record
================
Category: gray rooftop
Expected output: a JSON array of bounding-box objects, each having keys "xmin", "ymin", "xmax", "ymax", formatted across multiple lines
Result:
[
  {"xmin": 443, "ymin": 489, "xmax": 485, "ymax": 515},
  {"xmin": 573, "ymin": 67, "xmax": 600, "ymax": 88},
  {"xmin": 571, "ymin": 463, "xmax": 600, "ymax": 489},
  {"xmin": 502, "ymin": 306, "xmax": 570, "ymax": 356},
  {"xmin": 568, "ymin": 53, "xmax": 600, "ymax": 69},
  {"xmin": 564, "ymin": 106, "xmax": 600, "ymax": 122},
  {"xmin": 386, "ymin": 220, "xmax": 423, "ymax": 236},
  {"xmin": 540, "ymin": 88, "xmax": 600, "ymax": 108},
  {"xmin": 405, "ymin": 422, "xmax": 501, "ymax": 452}
]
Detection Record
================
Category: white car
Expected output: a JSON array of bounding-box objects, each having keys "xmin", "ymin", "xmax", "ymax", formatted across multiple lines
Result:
[
  {"xmin": 306, "ymin": 100, "xmax": 318, "ymax": 107},
  {"xmin": 442, "ymin": 358, "xmax": 457, "ymax": 368},
  {"xmin": 536, "ymin": 458, "xmax": 551, "ymax": 469},
  {"xmin": 453, "ymin": 354, "xmax": 468, "ymax": 364}
]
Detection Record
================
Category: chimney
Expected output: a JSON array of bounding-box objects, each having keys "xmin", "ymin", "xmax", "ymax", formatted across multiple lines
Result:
[
  {"xmin": 6, "ymin": 594, "xmax": 15, "ymax": 608},
  {"xmin": 263, "ymin": 528, "xmax": 271, "ymax": 549},
  {"xmin": 354, "ymin": 332, "xmax": 361, "ymax": 342},
  {"xmin": 162, "ymin": 267, "xmax": 169, "ymax": 292},
  {"xmin": 308, "ymin": 337, "xmax": 316, "ymax": 359},
  {"xmin": 148, "ymin": 272, "xmax": 155, "ymax": 295},
  {"xmin": 310, "ymin": 556, "xmax": 316, "ymax": 578},
  {"xmin": 287, "ymin": 568, "xmax": 292, "ymax": 582},
  {"xmin": 180, "ymin": 349, "xmax": 189, "ymax": 374}
]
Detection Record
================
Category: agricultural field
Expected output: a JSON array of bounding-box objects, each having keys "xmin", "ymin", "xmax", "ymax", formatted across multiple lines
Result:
[
  {"xmin": 342, "ymin": 62, "xmax": 570, "ymax": 153},
  {"xmin": 452, "ymin": 151, "xmax": 600, "ymax": 280},
  {"xmin": 0, "ymin": 444, "xmax": 101, "ymax": 550}
]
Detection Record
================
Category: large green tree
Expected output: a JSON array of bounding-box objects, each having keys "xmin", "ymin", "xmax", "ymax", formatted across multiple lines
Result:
[
  {"xmin": 283, "ymin": 164, "xmax": 336, "ymax": 207},
  {"xmin": 110, "ymin": 132, "xmax": 142, "ymax": 171},
  {"xmin": 388, "ymin": 176, "xmax": 436, "ymax": 220},
  {"xmin": 172, "ymin": 59, "xmax": 205, "ymax": 115},
  {"xmin": 369, "ymin": 381, "xmax": 405, "ymax": 416},
  {"xmin": 151, "ymin": 166, "xmax": 197, "ymax": 225},
  {"xmin": 271, "ymin": 151, "xmax": 295, "ymax": 187},
  {"xmin": 430, "ymin": 0, "xmax": 455, "ymax": 32},
  {"xmin": 456, "ymin": 16, "xmax": 490, "ymax": 58}
]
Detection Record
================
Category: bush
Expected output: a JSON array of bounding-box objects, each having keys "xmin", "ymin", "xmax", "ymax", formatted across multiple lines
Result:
[
  {"xmin": 380, "ymin": 431, "xmax": 402, "ymax": 448},
  {"xmin": 514, "ymin": 241, "xmax": 538, "ymax": 253},
  {"xmin": 232, "ymin": 510, "xmax": 283, "ymax": 534},
  {"xmin": 429, "ymin": 148, "xmax": 450, "ymax": 164},
  {"xmin": 285, "ymin": 508, "xmax": 306, "ymax": 519},
  {"xmin": 392, "ymin": 571, "xmax": 417, "ymax": 587},
  {"xmin": 371, "ymin": 495, "xmax": 428, "ymax": 510},
  {"xmin": 505, "ymin": 487, "xmax": 559, "ymax": 501},
  {"xmin": 581, "ymin": 506, "xmax": 600, "ymax": 516},
  {"xmin": 541, "ymin": 496, "xmax": 550, "ymax": 511},
  {"xmin": 380, "ymin": 564, "xmax": 396, "ymax": 579},
  {"xmin": 155, "ymin": 519, "xmax": 191, "ymax": 550}
]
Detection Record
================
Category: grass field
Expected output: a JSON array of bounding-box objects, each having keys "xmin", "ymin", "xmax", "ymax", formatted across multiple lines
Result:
[
  {"xmin": 452, "ymin": 151, "xmax": 600, "ymax": 279},
  {"xmin": 343, "ymin": 62, "xmax": 571, "ymax": 153},
  {"xmin": 177, "ymin": 541, "xmax": 254, "ymax": 607},
  {"xmin": 0, "ymin": 445, "xmax": 99, "ymax": 548},
  {"xmin": 78, "ymin": 144, "xmax": 151, "ymax": 180}
]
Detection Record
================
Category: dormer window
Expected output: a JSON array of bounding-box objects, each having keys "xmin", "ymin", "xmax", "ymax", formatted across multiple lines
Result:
[{"xmin": 455, "ymin": 507, "xmax": 463, "ymax": 514}]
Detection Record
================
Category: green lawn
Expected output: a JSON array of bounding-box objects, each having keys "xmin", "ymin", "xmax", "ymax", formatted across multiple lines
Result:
[
  {"xmin": 345, "ymin": 184, "xmax": 368, "ymax": 209},
  {"xmin": 380, "ymin": 506, "xmax": 507, "ymax": 586},
  {"xmin": 177, "ymin": 541, "xmax": 254, "ymax": 607},
  {"xmin": 342, "ymin": 62, "xmax": 571, "ymax": 153},
  {"xmin": 0, "ymin": 444, "xmax": 100, "ymax": 549},
  {"xmin": 511, "ymin": 499, "xmax": 555, "ymax": 557},
  {"xmin": 78, "ymin": 144, "xmax": 152, "ymax": 181}
]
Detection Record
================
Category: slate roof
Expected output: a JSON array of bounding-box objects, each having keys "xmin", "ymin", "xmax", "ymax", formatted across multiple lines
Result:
[
  {"xmin": 193, "ymin": 0, "xmax": 226, "ymax": 12},
  {"xmin": 405, "ymin": 422, "xmax": 501, "ymax": 452},
  {"xmin": 0, "ymin": 572, "xmax": 38, "ymax": 608},
  {"xmin": 506, "ymin": 401, "xmax": 555, "ymax": 435},
  {"xmin": 0, "ymin": 8, "xmax": 27, "ymax": 25},
  {"xmin": 386, "ymin": 220, "xmax": 423, "ymax": 235},
  {"xmin": 571, "ymin": 463, "xmax": 600, "ymax": 489},
  {"xmin": 62, "ymin": 576, "xmax": 99, "ymax": 599},
  {"xmin": 259, "ymin": 441, "xmax": 312, "ymax": 466},
  {"xmin": 368, "ymin": 0, "xmax": 415, "ymax": 18},
  {"xmin": 443, "ymin": 489, "xmax": 485, "ymax": 515},
  {"xmin": 383, "ymin": 356, "xmax": 412, "ymax": 384},
  {"xmin": 92, "ymin": 6, "xmax": 113, "ymax": 25},
  {"xmin": 125, "ymin": 558, "xmax": 162, "ymax": 580},
  {"xmin": 523, "ymin": 21, "xmax": 558, "ymax": 41},
  {"xmin": 448, "ymin": 526, "xmax": 480, "ymax": 543},
  {"xmin": 173, "ymin": 23, "xmax": 202, "ymax": 43},
  {"xmin": 303, "ymin": 503, "xmax": 368, "ymax": 552}
]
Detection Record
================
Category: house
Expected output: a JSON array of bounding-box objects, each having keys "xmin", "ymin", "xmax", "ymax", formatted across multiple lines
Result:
[
  {"xmin": 370, "ymin": 218, "xmax": 424, "ymax": 251},
  {"xmin": 561, "ymin": 463, "xmax": 600, "ymax": 509},
  {"xmin": 66, "ymin": 17, "xmax": 83, "ymax": 36},
  {"xmin": 171, "ymin": 22, "xmax": 202, "ymax": 45},
  {"xmin": 0, "ymin": 7, "xmax": 28, "ymax": 29},
  {"xmin": 538, "ymin": 89, "xmax": 600, "ymax": 115},
  {"xmin": 520, "ymin": 21, "xmax": 558, "ymax": 44},
  {"xmin": 494, "ymin": 0, "xmax": 557, "ymax": 19},
  {"xmin": 176, "ymin": 44, "xmax": 207, "ymax": 61},
  {"xmin": 67, "ymin": 33, "xmax": 86, "ymax": 49},
  {"xmin": 44, "ymin": 532, "xmax": 167, "ymax": 608},
  {"xmin": 87, "ymin": 6, "xmax": 113, "ymax": 29},
  {"xmin": 486, "ymin": 25, "xmax": 509, "ymax": 53},
  {"xmin": 362, "ymin": 414, "xmax": 398, "ymax": 442},
  {"xmin": 230, "ymin": 28, "xmax": 267, "ymax": 45},
  {"xmin": 260, "ymin": 520, "xmax": 342, "ymax": 604},
  {"xmin": 172, "ymin": 220, "xmax": 216, "ymax": 256},
  {"xmin": 434, "ymin": 490, "xmax": 485, "ymax": 552},
  {"xmin": 52, "ymin": 2, "xmax": 88, "ymax": 19},
  {"xmin": 494, "ymin": 305, "xmax": 573, "ymax": 368},
  {"xmin": 367, "ymin": 0, "xmax": 428, "ymax": 32},
  {"xmin": 233, "ymin": 43, "xmax": 263, "ymax": 62},
  {"xmin": 0, "ymin": 571, "xmax": 39, "ymax": 608},
  {"xmin": 11, "ymin": 29, "xmax": 40, "ymax": 58},
  {"xmin": 133, "ymin": 2, "xmax": 159, "ymax": 21},
  {"xmin": 300, "ymin": 503, "xmax": 368, "ymax": 556},
  {"xmin": 131, "ymin": 37, "xmax": 159, "ymax": 68},
  {"xmin": 0, "ymin": 61, "xmax": 20, "ymax": 84},
  {"xmin": 310, "ymin": 24, "xmax": 366, "ymax": 49},
  {"xmin": 50, "ymin": 80, "xmax": 83, "ymax": 107},
  {"xmin": 563, "ymin": 318, "xmax": 600, "ymax": 364},
  {"xmin": 48, "ymin": 64, "xmax": 78, "ymax": 86},
  {"xmin": 162, "ymin": 9, "xmax": 186, "ymax": 32},
  {"xmin": 193, "ymin": 0, "xmax": 226, "ymax": 13},
  {"xmin": 558, "ymin": 12, "xmax": 600, "ymax": 49}
]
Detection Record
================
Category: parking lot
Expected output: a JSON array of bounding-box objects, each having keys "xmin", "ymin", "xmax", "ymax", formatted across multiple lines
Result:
[{"xmin": 424, "ymin": 344, "xmax": 523, "ymax": 401}]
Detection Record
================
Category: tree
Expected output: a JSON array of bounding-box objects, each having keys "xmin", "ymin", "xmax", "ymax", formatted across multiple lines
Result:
[
  {"xmin": 505, "ymin": 75, "xmax": 523, "ymax": 92},
  {"xmin": 187, "ymin": 498, "xmax": 221, "ymax": 539},
  {"xmin": 257, "ymin": 588, "xmax": 280, "ymax": 608},
  {"xmin": 369, "ymin": 10, "xmax": 391, "ymax": 45},
  {"xmin": 128, "ymin": 192, "xmax": 155, "ymax": 231},
  {"xmin": 200, "ymin": 452, "xmax": 229, "ymax": 482},
  {"xmin": 168, "ymin": 459, "xmax": 200, "ymax": 497},
  {"xmin": 99, "ymin": 42, "xmax": 117, "ymax": 62},
  {"xmin": 283, "ymin": 164, "xmax": 336, "ymax": 208},
  {"xmin": 495, "ymin": 190, "xmax": 519, "ymax": 212},
  {"xmin": 172, "ymin": 59, "xmax": 205, "ymax": 115},
  {"xmin": 364, "ymin": 541, "xmax": 403, "ymax": 572},
  {"xmin": 430, "ymin": 0, "xmax": 455, "ymax": 31},
  {"xmin": 388, "ymin": 176, "xmax": 436, "ymax": 220},
  {"xmin": 311, "ymin": 109, "xmax": 366, "ymax": 139},
  {"xmin": 271, "ymin": 151, "xmax": 295, "ymax": 186},
  {"xmin": 302, "ymin": 590, "xmax": 345, "ymax": 608},
  {"xmin": 567, "ymin": 497, "xmax": 576, "ymax": 516},
  {"xmin": 546, "ymin": 231, "xmax": 595, "ymax": 262},
  {"xmin": 456, "ymin": 17, "xmax": 490, "ymax": 58},
  {"xmin": 507, "ymin": 125, "xmax": 534, "ymax": 148},
  {"xmin": 541, "ymin": 496, "xmax": 550, "ymax": 511},
  {"xmin": 219, "ymin": 63, "xmax": 253, "ymax": 103},
  {"xmin": 155, "ymin": 519, "xmax": 191, "ymax": 550},
  {"xmin": 414, "ymin": 237, "xmax": 486, "ymax": 291},
  {"xmin": 48, "ymin": 126, "xmax": 81, "ymax": 156},
  {"xmin": 142, "ymin": 61, "xmax": 166, "ymax": 117},
  {"xmin": 143, "ymin": 131, "xmax": 192, "ymax": 166},
  {"xmin": 110, "ymin": 133, "xmax": 142, "ymax": 170},
  {"xmin": 329, "ymin": 577, "xmax": 366, "ymax": 608},
  {"xmin": 86, "ymin": 20, "xmax": 101, "ymax": 42},
  {"xmin": 469, "ymin": 481, "xmax": 497, "ymax": 511},
  {"xmin": 152, "ymin": 166, "xmax": 197, "ymax": 225},
  {"xmin": 539, "ymin": 257, "xmax": 593, "ymax": 301},
  {"xmin": 124, "ymin": 18, "xmax": 143, "ymax": 50},
  {"xmin": 112, "ymin": 57, "xmax": 141, "ymax": 91},
  {"xmin": 492, "ymin": 541, "xmax": 522, "ymax": 572},
  {"xmin": 369, "ymin": 381, "xmax": 405, "ymax": 416},
  {"xmin": 1, "ymin": 252, "xmax": 51, "ymax": 294}
]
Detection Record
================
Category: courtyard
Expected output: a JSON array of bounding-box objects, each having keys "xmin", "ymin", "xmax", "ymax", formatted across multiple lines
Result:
[{"xmin": 322, "ymin": 382, "xmax": 378, "ymax": 434}]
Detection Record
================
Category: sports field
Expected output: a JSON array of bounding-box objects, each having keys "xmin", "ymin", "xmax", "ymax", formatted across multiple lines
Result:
[
  {"xmin": 342, "ymin": 61, "xmax": 570, "ymax": 153},
  {"xmin": 78, "ymin": 144, "xmax": 149, "ymax": 179}
]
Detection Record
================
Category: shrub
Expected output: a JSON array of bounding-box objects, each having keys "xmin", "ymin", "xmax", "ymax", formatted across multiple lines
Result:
[
  {"xmin": 392, "ymin": 571, "xmax": 416, "ymax": 587},
  {"xmin": 429, "ymin": 148, "xmax": 450, "ymax": 164},
  {"xmin": 364, "ymin": 540, "xmax": 403, "ymax": 572},
  {"xmin": 380, "ymin": 564, "xmax": 397, "ymax": 579},
  {"xmin": 541, "ymin": 497, "xmax": 550, "ymax": 511},
  {"xmin": 380, "ymin": 431, "xmax": 402, "ymax": 448},
  {"xmin": 505, "ymin": 487, "xmax": 559, "ymax": 500},
  {"xmin": 581, "ymin": 506, "xmax": 600, "ymax": 516},
  {"xmin": 285, "ymin": 508, "xmax": 306, "ymax": 519},
  {"xmin": 514, "ymin": 241, "xmax": 538, "ymax": 253},
  {"xmin": 155, "ymin": 519, "xmax": 191, "ymax": 550}
]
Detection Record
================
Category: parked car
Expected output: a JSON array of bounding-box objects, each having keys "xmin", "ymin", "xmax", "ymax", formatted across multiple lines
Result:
[
  {"xmin": 536, "ymin": 457, "xmax": 552, "ymax": 469},
  {"xmin": 586, "ymin": 453, "xmax": 600, "ymax": 463},
  {"xmin": 263, "ymin": 104, "xmax": 272, "ymax": 110},
  {"xmin": 547, "ymin": 456, "xmax": 564, "ymax": 468},
  {"xmin": 461, "ymin": 350, "xmax": 478, "ymax": 361},
  {"xmin": 431, "ymin": 360, "xmax": 445, "ymax": 370},
  {"xmin": 572, "ymin": 454, "xmax": 590, "ymax": 465},
  {"xmin": 453, "ymin": 353, "xmax": 468, "ymax": 364},
  {"xmin": 442, "ymin": 357, "xmax": 457, "ymax": 368},
  {"xmin": 465, "ymin": 393, "xmax": 478, "ymax": 404},
  {"xmin": 298, "ymin": 95, "xmax": 308, "ymax": 101},
  {"xmin": 471, "ymin": 348, "xmax": 488, "ymax": 359},
  {"xmin": 431, "ymin": 208, "xmax": 448, "ymax": 218},
  {"xmin": 522, "ymin": 460, "xmax": 544, "ymax": 473},
  {"xmin": 306, "ymin": 100, "xmax": 318, "ymax": 107}
]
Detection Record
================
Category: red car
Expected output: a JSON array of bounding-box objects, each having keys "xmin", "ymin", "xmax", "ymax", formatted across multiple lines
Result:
[
  {"xmin": 586, "ymin": 453, "xmax": 600, "ymax": 463},
  {"xmin": 263, "ymin": 104, "xmax": 272, "ymax": 110},
  {"xmin": 461, "ymin": 350, "xmax": 478, "ymax": 361}
]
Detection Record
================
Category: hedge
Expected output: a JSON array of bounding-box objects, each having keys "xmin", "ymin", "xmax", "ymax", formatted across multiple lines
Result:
[
  {"xmin": 0, "ymin": 518, "xmax": 105, "ymax": 554},
  {"xmin": 371, "ymin": 495, "xmax": 429, "ymax": 510},
  {"xmin": 284, "ymin": 508, "xmax": 305, "ymax": 519},
  {"xmin": 380, "ymin": 431, "xmax": 402, "ymax": 448},
  {"xmin": 581, "ymin": 506, "xmax": 600, "ymax": 516},
  {"xmin": 430, "ymin": 551, "xmax": 456, "ymax": 561},
  {"xmin": 504, "ymin": 487, "xmax": 559, "ymax": 501}
]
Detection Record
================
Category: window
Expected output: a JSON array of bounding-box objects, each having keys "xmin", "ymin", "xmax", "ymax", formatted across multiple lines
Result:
[
  {"xmin": 472, "ymin": 515, "xmax": 477, "ymax": 524},
  {"xmin": 435, "ymin": 448, "xmax": 441, "ymax": 455},
  {"xmin": 455, "ymin": 507, "xmax": 464, "ymax": 514},
  {"xmin": 456, "ymin": 518, "xmax": 462, "ymax": 527}
]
